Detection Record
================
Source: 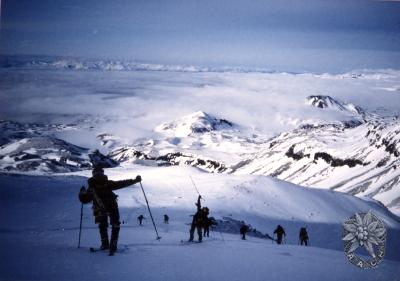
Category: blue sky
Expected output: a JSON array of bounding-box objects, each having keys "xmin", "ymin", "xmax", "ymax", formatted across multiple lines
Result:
[{"xmin": 1, "ymin": 0, "xmax": 400, "ymax": 72}]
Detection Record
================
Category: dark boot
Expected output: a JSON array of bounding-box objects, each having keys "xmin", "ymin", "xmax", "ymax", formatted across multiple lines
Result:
[
  {"xmin": 109, "ymin": 226, "xmax": 120, "ymax": 256},
  {"xmin": 99, "ymin": 224, "xmax": 109, "ymax": 250}
]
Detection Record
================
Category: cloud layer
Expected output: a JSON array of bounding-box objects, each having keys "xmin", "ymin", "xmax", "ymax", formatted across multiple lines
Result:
[{"xmin": 1, "ymin": 65, "xmax": 400, "ymax": 150}]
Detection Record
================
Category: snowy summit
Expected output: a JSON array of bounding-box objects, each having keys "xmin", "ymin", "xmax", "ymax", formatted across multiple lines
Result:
[
  {"xmin": 155, "ymin": 111, "xmax": 234, "ymax": 137},
  {"xmin": 306, "ymin": 95, "xmax": 364, "ymax": 116}
]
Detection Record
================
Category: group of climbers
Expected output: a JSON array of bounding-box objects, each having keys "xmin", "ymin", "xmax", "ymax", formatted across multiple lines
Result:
[
  {"xmin": 79, "ymin": 166, "xmax": 309, "ymax": 256},
  {"xmin": 240, "ymin": 222, "xmax": 309, "ymax": 245},
  {"xmin": 272, "ymin": 225, "xmax": 309, "ymax": 245},
  {"xmin": 137, "ymin": 214, "xmax": 169, "ymax": 226}
]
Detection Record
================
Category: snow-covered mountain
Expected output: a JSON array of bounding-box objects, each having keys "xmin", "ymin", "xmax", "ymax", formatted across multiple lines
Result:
[
  {"xmin": 155, "ymin": 111, "xmax": 234, "ymax": 137},
  {"xmin": 0, "ymin": 95, "xmax": 399, "ymax": 215},
  {"xmin": 0, "ymin": 136, "xmax": 117, "ymax": 173},
  {"xmin": 0, "ymin": 56, "xmax": 274, "ymax": 73},
  {"xmin": 0, "ymin": 120, "xmax": 77, "ymax": 146},
  {"xmin": 0, "ymin": 136, "xmax": 90, "ymax": 173},
  {"xmin": 306, "ymin": 95, "xmax": 364, "ymax": 117},
  {"xmin": 107, "ymin": 111, "xmax": 264, "ymax": 170},
  {"xmin": 3, "ymin": 56, "xmax": 399, "ymax": 78},
  {"xmin": 232, "ymin": 98, "xmax": 400, "ymax": 215},
  {"xmin": 0, "ymin": 120, "xmax": 116, "ymax": 173},
  {"xmin": 100, "ymin": 97, "xmax": 400, "ymax": 215}
]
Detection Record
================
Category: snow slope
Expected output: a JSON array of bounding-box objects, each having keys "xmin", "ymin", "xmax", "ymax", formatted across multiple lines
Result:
[
  {"xmin": 1, "ymin": 166, "xmax": 400, "ymax": 281},
  {"xmin": 232, "ymin": 103, "xmax": 400, "ymax": 216}
]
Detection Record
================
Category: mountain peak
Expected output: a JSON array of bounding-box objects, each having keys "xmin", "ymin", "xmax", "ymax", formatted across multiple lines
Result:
[
  {"xmin": 155, "ymin": 111, "xmax": 234, "ymax": 137},
  {"xmin": 306, "ymin": 95, "xmax": 363, "ymax": 116}
]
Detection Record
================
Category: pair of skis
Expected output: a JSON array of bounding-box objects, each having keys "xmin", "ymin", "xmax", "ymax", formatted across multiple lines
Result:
[
  {"xmin": 89, "ymin": 245, "xmax": 129, "ymax": 254},
  {"xmin": 180, "ymin": 239, "xmax": 204, "ymax": 245}
]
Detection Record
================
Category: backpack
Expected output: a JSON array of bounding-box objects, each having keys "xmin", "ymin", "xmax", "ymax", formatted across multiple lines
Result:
[
  {"xmin": 300, "ymin": 227, "xmax": 308, "ymax": 238},
  {"xmin": 78, "ymin": 186, "xmax": 93, "ymax": 204}
]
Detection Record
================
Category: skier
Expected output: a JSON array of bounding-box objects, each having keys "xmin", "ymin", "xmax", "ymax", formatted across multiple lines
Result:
[
  {"xmin": 164, "ymin": 214, "xmax": 169, "ymax": 224},
  {"xmin": 299, "ymin": 227, "xmax": 309, "ymax": 246},
  {"xmin": 138, "ymin": 215, "xmax": 145, "ymax": 226},
  {"xmin": 79, "ymin": 165, "xmax": 141, "ymax": 256},
  {"xmin": 188, "ymin": 195, "xmax": 209, "ymax": 242},
  {"xmin": 240, "ymin": 223, "xmax": 249, "ymax": 240},
  {"xmin": 203, "ymin": 216, "xmax": 217, "ymax": 237},
  {"xmin": 273, "ymin": 224, "xmax": 286, "ymax": 245}
]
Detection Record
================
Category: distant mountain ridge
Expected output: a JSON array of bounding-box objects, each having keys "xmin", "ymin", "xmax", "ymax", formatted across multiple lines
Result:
[
  {"xmin": 2, "ymin": 55, "xmax": 400, "ymax": 77},
  {"xmin": 0, "ymin": 120, "xmax": 116, "ymax": 173}
]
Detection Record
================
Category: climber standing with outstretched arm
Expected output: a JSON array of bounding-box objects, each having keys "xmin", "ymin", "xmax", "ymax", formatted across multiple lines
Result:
[
  {"xmin": 79, "ymin": 165, "xmax": 141, "ymax": 256},
  {"xmin": 188, "ymin": 195, "xmax": 209, "ymax": 242}
]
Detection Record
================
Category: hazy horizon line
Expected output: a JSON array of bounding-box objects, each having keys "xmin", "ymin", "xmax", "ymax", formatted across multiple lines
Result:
[{"xmin": 1, "ymin": 53, "xmax": 400, "ymax": 76}]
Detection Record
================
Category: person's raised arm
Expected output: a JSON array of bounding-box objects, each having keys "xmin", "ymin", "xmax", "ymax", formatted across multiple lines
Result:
[
  {"xmin": 110, "ymin": 175, "xmax": 142, "ymax": 190},
  {"xmin": 196, "ymin": 195, "xmax": 202, "ymax": 211}
]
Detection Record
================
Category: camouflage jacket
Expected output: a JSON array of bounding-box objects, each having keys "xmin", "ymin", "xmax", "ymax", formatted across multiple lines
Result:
[{"xmin": 81, "ymin": 174, "xmax": 136, "ymax": 212}]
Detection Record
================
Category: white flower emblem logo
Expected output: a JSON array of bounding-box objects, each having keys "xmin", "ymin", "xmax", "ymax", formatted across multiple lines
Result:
[{"xmin": 342, "ymin": 211, "xmax": 386, "ymax": 269}]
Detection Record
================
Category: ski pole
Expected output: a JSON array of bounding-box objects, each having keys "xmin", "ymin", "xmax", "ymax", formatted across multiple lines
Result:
[
  {"xmin": 78, "ymin": 203, "xmax": 83, "ymax": 248},
  {"xmin": 267, "ymin": 234, "xmax": 274, "ymax": 244},
  {"xmin": 218, "ymin": 228, "xmax": 226, "ymax": 244},
  {"xmin": 139, "ymin": 182, "xmax": 161, "ymax": 240},
  {"xmin": 189, "ymin": 176, "xmax": 203, "ymax": 199}
]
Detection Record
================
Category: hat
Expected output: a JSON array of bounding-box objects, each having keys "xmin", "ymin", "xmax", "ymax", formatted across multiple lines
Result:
[{"xmin": 92, "ymin": 165, "xmax": 104, "ymax": 176}]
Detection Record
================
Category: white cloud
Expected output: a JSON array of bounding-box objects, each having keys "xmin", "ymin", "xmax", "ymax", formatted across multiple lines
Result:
[{"xmin": 1, "ymin": 67, "xmax": 399, "ymax": 147}]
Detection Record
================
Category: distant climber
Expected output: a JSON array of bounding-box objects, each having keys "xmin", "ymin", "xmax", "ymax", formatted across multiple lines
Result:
[
  {"xmin": 299, "ymin": 227, "xmax": 309, "ymax": 246},
  {"xmin": 164, "ymin": 214, "xmax": 169, "ymax": 224},
  {"xmin": 240, "ymin": 223, "xmax": 249, "ymax": 240},
  {"xmin": 138, "ymin": 214, "xmax": 145, "ymax": 226},
  {"xmin": 79, "ymin": 165, "xmax": 141, "ymax": 256},
  {"xmin": 273, "ymin": 225, "xmax": 286, "ymax": 245},
  {"xmin": 188, "ymin": 195, "xmax": 209, "ymax": 242}
]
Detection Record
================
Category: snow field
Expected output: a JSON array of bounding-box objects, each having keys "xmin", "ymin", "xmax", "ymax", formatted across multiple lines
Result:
[{"xmin": 1, "ymin": 166, "xmax": 400, "ymax": 281}]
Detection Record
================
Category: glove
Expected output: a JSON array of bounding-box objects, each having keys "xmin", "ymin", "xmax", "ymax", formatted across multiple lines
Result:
[
  {"xmin": 80, "ymin": 186, "xmax": 86, "ymax": 192},
  {"xmin": 135, "ymin": 175, "xmax": 142, "ymax": 183}
]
